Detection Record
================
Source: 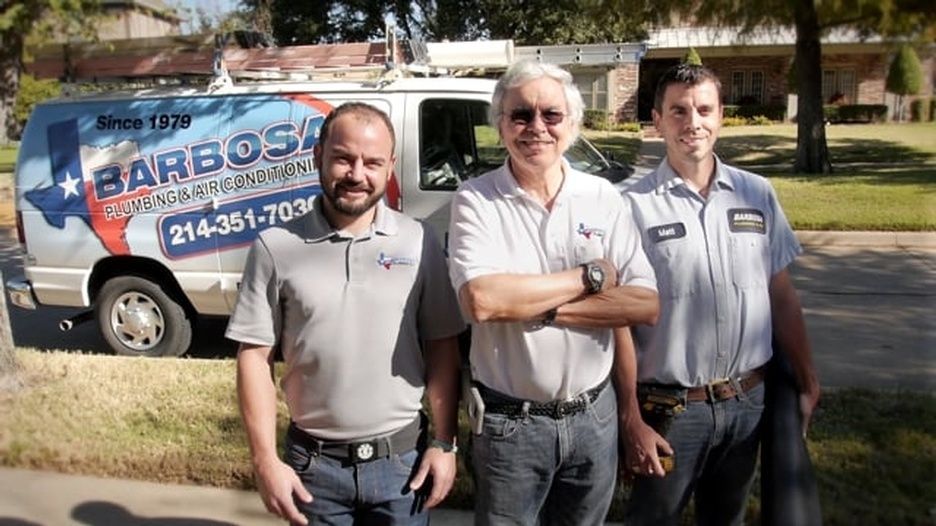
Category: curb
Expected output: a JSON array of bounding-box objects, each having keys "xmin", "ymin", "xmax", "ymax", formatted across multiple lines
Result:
[{"xmin": 796, "ymin": 230, "xmax": 936, "ymax": 249}]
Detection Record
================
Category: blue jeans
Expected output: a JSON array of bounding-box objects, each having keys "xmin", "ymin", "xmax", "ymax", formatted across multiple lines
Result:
[
  {"xmin": 283, "ymin": 434, "xmax": 428, "ymax": 525},
  {"xmin": 625, "ymin": 382, "xmax": 766, "ymax": 526},
  {"xmin": 472, "ymin": 381, "xmax": 618, "ymax": 526}
]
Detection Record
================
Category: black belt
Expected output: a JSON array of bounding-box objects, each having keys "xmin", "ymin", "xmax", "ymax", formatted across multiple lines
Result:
[
  {"xmin": 478, "ymin": 376, "xmax": 609, "ymax": 419},
  {"xmin": 287, "ymin": 414, "xmax": 425, "ymax": 464}
]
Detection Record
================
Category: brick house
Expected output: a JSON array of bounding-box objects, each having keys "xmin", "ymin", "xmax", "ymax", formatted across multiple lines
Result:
[
  {"xmin": 98, "ymin": 0, "xmax": 182, "ymax": 40},
  {"xmin": 430, "ymin": 27, "xmax": 933, "ymax": 123}
]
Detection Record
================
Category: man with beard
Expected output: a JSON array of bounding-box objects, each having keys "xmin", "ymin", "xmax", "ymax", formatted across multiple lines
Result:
[
  {"xmin": 228, "ymin": 102, "xmax": 465, "ymax": 525},
  {"xmin": 623, "ymin": 64, "xmax": 820, "ymax": 525}
]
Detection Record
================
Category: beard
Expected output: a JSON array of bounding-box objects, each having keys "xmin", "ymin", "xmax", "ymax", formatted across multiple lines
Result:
[{"xmin": 322, "ymin": 182, "xmax": 385, "ymax": 217}]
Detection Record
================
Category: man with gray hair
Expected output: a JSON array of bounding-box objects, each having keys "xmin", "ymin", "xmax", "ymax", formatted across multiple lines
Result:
[{"xmin": 448, "ymin": 59, "xmax": 660, "ymax": 523}]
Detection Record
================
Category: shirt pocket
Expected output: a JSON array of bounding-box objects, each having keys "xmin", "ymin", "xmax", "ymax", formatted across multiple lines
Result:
[
  {"xmin": 573, "ymin": 235, "xmax": 605, "ymax": 266},
  {"xmin": 729, "ymin": 235, "xmax": 770, "ymax": 289},
  {"xmin": 648, "ymin": 237, "xmax": 696, "ymax": 299}
]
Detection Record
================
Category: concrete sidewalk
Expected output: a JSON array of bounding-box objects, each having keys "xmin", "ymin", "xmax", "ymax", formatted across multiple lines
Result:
[{"xmin": 0, "ymin": 467, "xmax": 479, "ymax": 525}]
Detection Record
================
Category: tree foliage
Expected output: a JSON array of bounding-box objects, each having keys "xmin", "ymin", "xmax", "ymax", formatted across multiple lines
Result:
[
  {"xmin": 0, "ymin": 0, "xmax": 102, "ymax": 143},
  {"xmin": 886, "ymin": 44, "xmax": 923, "ymax": 122},
  {"xmin": 242, "ymin": 0, "xmax": 647, "ymax": 45},
  {"xmin": 683, "ymin": 47, "xmax": 702, "ymax": 65}
]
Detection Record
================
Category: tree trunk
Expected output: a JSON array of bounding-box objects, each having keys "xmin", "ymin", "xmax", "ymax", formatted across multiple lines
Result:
[
  {"xmin": 0, "ymin": 31, "xmax": 24, "ymax": 145},
  {"xmin": 792, "ymin": 0, "xmax": 832, "ymax": 174},
  {"xmin": 0, "ymin": 270, "xmax": 21, "ymax": 392}
]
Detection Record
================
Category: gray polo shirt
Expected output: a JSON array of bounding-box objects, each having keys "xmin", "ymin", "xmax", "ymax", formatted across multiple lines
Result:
[
  {"xmin": 625, "ymin": 157, "xmax": 801, "ymax": 387},
  {"xmin": 448, "ymin": 161, "xmax": 657, "ymax": 402},
  {"xmin": 226, "ymin": 197, "xmax": 465, "ymax": 441}
]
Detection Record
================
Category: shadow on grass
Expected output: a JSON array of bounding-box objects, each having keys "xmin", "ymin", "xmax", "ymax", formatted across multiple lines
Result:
[{"xmin": 716, "ymin": 135, "xmax": 935, "ymax": 167}]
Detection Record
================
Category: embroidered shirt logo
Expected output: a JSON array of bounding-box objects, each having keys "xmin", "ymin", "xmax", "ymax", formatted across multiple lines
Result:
[
  {"xmin": 727, "ymin": 208, "xmax": 766, "ymax": 234},
  {"xmin": 377, "ymin": 252, "xmax": 416, "ymax": 269},
  {"xmin": 648, "ymin": 222, "xmax": 687, "ymax": 243},
  {"xmin": 576, "ymin": 222, "xmax": 606, "ymax": 240}
]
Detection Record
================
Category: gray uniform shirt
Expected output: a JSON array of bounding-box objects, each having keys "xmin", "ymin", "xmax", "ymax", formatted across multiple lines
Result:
[
  {"xmin": 626, "ymin": 157, "xmax": 801, "ymax": 387},
  {"xmin": 226, "ymin": 197, "xmax": 465, "ymax": 440}
]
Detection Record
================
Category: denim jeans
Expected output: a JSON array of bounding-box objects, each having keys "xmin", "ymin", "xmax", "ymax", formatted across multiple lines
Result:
[
  {"xmin": 284, "ymin": 433, "xmax": 428, "ymax": 525},
  {"xmin": 625, "ymin": 382, "xmax": 766, "ymax": 526},
  {"xmin": 472, "ymin": 381, "xmax": 618, "ymax": 526}
]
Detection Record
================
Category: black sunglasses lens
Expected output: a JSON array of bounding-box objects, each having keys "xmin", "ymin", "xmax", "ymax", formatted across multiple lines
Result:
[
  {"xmin": 510, "ymin": 109, "xmax": 534, "ymax": 124},
  {"xmin": 542, "ymin": 111, "xmax": 564, "ymax": 125}
]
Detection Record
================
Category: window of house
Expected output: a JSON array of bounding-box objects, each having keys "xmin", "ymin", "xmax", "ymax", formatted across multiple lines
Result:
[
  {"xmin": 574, "ymin": 72, "xmax": 609, "ymax": 111},
  {"xmin": 822, "ymin": 69, "xmax": 857, "ymax": 103},
  {"xmin": 730, "ymin": 70, "xmax": 765, "ymax": 104}
]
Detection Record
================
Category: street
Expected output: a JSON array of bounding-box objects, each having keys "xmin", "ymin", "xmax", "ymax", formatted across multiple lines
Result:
[{"xmin": 0, "ymin": 228, "xmax": 933, "ymax": 390}]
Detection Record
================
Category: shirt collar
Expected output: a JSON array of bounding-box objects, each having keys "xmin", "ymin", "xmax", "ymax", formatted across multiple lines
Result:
[
  {"xmin": 492, "ymin": 157, "xmax": 582, "ymax": 200},
  {"xmin": 303, "ymin": 196, "xmax": 398, "ymax": 242},
  {"xmin": 651, "ymin": 154, "xmax": 734, "ymax": 195}
]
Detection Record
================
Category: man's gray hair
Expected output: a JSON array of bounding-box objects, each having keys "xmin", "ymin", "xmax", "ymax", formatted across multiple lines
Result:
[{"xmin": 490, "ymin": 60, "xmax": 584, "ymax": 138}]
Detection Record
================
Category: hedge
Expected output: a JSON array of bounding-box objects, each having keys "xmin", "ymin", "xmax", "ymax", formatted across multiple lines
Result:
[
  {"xmin": 723, "ymin": 104, "xmax": 786, "ymax": 122},
  {"xmin": 910, "ymin": 98, "xmax": 933, "ymax": 122},
  {"xmin": 823, "ymin": 104, "xmax": 888, "ymax": 123}
]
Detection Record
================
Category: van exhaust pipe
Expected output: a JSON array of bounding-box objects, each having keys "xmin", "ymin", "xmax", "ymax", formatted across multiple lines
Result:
[{"xmin": 60, "ymin": 310, "xmax": 94, "ymax": 332}]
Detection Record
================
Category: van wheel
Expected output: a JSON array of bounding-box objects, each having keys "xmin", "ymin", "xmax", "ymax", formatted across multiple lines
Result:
[{"xmin": 95, "ymin": 276, "xmax": 192, "ymax": 357}]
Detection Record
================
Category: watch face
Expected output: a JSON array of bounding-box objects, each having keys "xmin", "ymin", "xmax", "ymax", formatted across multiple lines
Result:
[{"xmin": 589, "ymin": 265, "xmax": 604, "ymax": 282}]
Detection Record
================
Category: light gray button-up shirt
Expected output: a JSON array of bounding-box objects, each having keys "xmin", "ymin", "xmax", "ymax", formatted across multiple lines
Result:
[{"xmin": 626, "ymin": 157, "xmax": 801, "ymax": 387}]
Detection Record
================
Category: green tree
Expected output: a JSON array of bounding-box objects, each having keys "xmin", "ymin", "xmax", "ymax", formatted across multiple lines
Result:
[
  {"xmin": 0, "ymin": 0, "xmax": 101, "ymax": 144},
  {"xmin": 594, "ymin": 0, "xmax": 936, "ymax": 174},
  {"xmin": 12, "ymin": 74, "xmax": 60, "ymax": 137},
  {"xmin": 683, "ymin": 47, "xmax": 702, "ymax": 65},
  {"xmin": 886, "ymin": 44, "xmax": 923, "ymax": 122},
  {"xmin": 478, "ymin": 0, "xmax": 647, "ymax": 45}
]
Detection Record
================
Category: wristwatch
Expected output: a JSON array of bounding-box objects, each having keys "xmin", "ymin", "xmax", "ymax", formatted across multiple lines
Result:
[
  {"xmin": 542, "ymin": 307, "xmax": 558, "ymax": 326},
  {"xmin": 430, "ymin": 438, "xmax": 458, "ymax": 454},
  {"xmin": 581, "ymin": 260, "xmax": 605, "ymax": 294}
]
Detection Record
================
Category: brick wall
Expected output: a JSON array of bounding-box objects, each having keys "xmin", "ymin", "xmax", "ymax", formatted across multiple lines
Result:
[
  {"xmin": 609, "ymin": 64, "xmax": 640, "ymax": 122},
  {"xmin": 701, "ymin": 56, "xmax": 789, "ymax": 105}
]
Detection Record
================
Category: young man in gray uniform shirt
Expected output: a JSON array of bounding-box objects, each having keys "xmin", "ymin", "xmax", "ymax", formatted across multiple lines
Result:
[
  {"xmin": 228, "ymin": 102, "xmax": 465, "ymax": 525},
  {"xmin": 623, "ymin": 64, "xmax": 821, "ymax": 525}
]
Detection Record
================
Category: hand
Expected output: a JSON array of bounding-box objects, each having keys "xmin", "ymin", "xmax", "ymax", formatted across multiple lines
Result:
[
  {"xmin": 799, "ymin": 378, "xmax": 821, "ymax": 437},
  {"xmin": 254, "ymin": 457, "xmax": 313, "ymax": 525},
  {"xmin": 592, "ymin": 258, "xmax": 619, "ymax": 292},
  {"xmin": 409, "ymin": 446, "xmax": 457, "ymax": 509},
  {"xmin": 622, "ymin": 417, "xmax": 672, "ymax": 478}
]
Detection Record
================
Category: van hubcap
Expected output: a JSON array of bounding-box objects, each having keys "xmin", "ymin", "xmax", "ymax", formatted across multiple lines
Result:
[{"xmin": 110, "ymin": 292, "xmax": 165, "ymax": 351}]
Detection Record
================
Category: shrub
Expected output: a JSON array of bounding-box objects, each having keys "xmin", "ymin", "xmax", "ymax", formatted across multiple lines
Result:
[
  {"xmin": 683, "ymin": 47, "xmax": 702, "ymax": 66},
  {"xmin": 612, "ymin": 121, "xmax": 640, "ymax": 133},
  {"xmin": 724, "ymin": 104, "xmax": 786, "ymax": 122},
  {"xmin": 823, "ymin": 104, "xmax": 887, "ymax": 123},
  {"xmin": 722, "ymin": 116, "xmax": 749, "ymax": 127},
  {"xmin": 909, "ymin": 98, "xmax": 931, "ymax": 122},
  {"xmin": 583, "ymin": 109, "xmax": 611, "ymax": 131},
  {"xmin": 931, "ymin": 99, "xmax": 936, "ymax": 122}
]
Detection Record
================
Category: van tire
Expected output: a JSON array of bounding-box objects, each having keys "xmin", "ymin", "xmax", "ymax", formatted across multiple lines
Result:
[{"xmin": 95, "ymin": 276, "xmax": 192, "ymax": 357}]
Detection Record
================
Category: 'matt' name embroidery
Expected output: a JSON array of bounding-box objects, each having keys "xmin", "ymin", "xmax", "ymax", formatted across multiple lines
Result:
[
  {"xmin": 648, "ymin": 222, "xmax": 686, "ymax": 243},
  {"xmin": 377, "ymin": 252, "xmax": 416, "ymax": 269},
  {"xmin": 727, "ymin": 208, "xmax": 766, "ymax": 234}
]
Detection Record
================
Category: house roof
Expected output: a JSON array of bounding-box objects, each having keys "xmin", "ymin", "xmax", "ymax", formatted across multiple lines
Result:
[{"xmin": 646, "ymin": 26, "xmax": 883, "ymax": 50}]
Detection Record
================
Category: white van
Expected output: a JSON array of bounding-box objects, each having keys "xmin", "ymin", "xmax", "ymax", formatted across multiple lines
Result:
[{"xmin": 7, "ymin": 76, "xmax": 627, "ymax": 357}]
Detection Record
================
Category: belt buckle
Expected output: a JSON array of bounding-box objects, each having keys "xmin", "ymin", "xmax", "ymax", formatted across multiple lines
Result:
[
  {"xmin": 350, "ymin": 440, "xmax": 378, "ymax": 463},
  {"xmin": 705, "ymin": 378, "xmax": 730, "ymax": 403}
]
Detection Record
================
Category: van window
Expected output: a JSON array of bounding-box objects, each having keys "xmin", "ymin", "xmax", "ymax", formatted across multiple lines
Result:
[{"xmin": 419, "ymin": 100, "xmax": 499, "ymax": 190}]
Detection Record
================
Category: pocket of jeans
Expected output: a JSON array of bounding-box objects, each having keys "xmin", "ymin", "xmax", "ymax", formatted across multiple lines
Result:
[
  {"xmin": 283, "ymin": 440, "xmax": 320, "ymax": 475},
  {"xmin": 481, "ymin": 413, "xmax": 522, "ymax": 440},
  {"xmin": 737, "ymin": 382, "xmax": 766, "ymax": 411},
  {"xmin": 587, "ymin": 385, "xmax": 616, "ymax": 425},
  {"xmin": 391, "ymin": 449, "xmax": 420, "ymax": 478}
]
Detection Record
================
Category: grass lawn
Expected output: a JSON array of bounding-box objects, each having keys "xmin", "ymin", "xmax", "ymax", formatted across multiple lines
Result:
[
  {"xmin": 0, "ymin": 146, "xmax": 16, "ymax": 172},
  {"xmin": 1, "ymin": 350, "xmax": 933, "ymax": 523}
]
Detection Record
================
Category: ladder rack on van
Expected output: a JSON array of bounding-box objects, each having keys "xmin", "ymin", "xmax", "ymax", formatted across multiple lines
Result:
[{"xmin": 25, "ymin": 30, "xmax": 441, "ymax": 88}]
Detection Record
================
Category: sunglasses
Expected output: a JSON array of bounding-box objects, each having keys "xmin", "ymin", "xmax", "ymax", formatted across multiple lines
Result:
[{"xmin": 507, "ymin": 107, "xmax": 566, "ymax": 126}]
